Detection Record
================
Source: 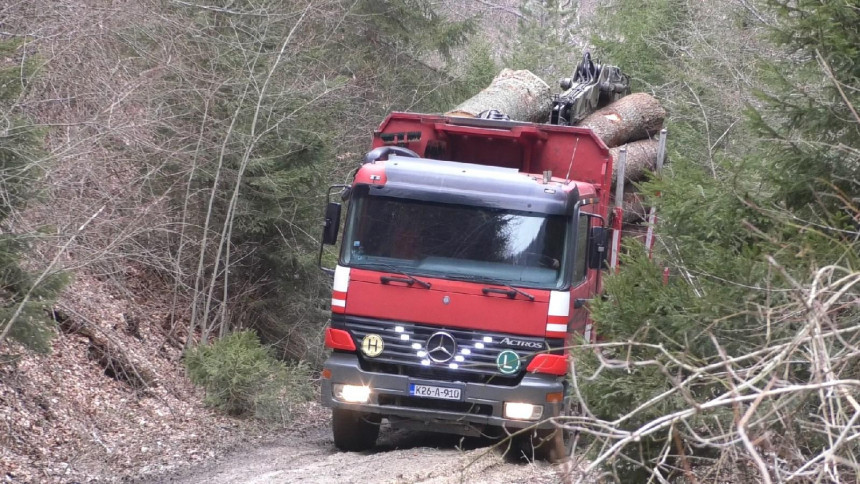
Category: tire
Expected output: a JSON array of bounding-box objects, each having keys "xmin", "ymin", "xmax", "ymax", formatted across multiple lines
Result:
[
  {"xmin": 531, "ymin": 427, "xmax": 571, "ymax": 463},
  {"xmin": 533, "ymin": 396, "xmax": 575, "ymax": 463},
  {"xmin": 332, "ymin": 408, "xmax": 380, "ymax": 452},
  {"xmin": 508, "ymin": 393, "xmax": 576, "ymax": 463}
]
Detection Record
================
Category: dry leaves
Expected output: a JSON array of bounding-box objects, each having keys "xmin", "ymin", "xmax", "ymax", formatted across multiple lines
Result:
[{"xmin": 0, "ymin": 271, "xmax": 268, "ymax": 483}]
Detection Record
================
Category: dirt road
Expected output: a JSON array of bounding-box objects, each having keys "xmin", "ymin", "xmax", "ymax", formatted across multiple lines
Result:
[{"xmin": 149, "ymin": 422, "xmax": 578, "ymax": 484}]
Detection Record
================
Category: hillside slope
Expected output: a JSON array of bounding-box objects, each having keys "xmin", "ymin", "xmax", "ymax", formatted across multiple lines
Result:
[{"xmin": 0, "ymin": 270, "xmax": 264, "ymax": 482}]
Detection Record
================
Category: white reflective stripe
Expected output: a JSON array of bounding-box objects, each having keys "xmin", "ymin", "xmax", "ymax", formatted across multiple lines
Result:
[
  {"xmin": 546, "ymin": 323, "xmax": 567, "ymax": 333},
  {"xmin": 610, "ymin": 229, "xmax": 621, "ymax": 269},
  {"xmin": 333, "ymin": 265, "xmax": 350, "ymax": 292},
  {"xmin": 548, "ymin": 291, "xmax": 570, "ymax": 316},
  {"xmin": 645, "ymin": 207, "xmax": 656, "ymax": 249},
  {"xmin": 584, "ymin": 323, "xmax": 593, "ymax": 343},
  {"xmin": 331, "ymin": 299, "xmax": 346, "ymax": 308}
]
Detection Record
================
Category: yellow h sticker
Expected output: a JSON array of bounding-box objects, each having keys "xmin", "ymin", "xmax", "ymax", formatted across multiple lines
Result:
[{"xmin": 361, "ymin": 334, "xmax": 384, "ymax": 357}]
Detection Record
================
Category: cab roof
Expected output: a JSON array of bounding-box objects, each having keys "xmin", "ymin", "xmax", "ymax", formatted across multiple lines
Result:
[{"xmin": 355, "ymin": 157, "xmax": 579, "ymax": 215}]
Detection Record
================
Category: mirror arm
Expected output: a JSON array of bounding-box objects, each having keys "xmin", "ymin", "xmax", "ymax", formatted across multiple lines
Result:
[{"xmin": 582, "ymin": 212, "xmax": 606, "ymax": 227}]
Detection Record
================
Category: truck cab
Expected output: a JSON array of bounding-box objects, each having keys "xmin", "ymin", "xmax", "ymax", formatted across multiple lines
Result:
[{"xmin": 319, "ymin": 112, "xmax": 613, "ymax": 459}]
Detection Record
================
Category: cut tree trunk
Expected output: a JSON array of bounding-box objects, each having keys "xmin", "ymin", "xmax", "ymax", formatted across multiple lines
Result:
[
  {"xmin": 446, "ymin": 69, "xmax": 552, "ymax": 122},
  {"xmin": 578, "ymin": 92, "xmax": 666, "ymax": 147},
  {"xmin": 621, "ymin": 222, "xmax": 650, "ymax": 243},
  {"xmin": 609, "ymin": 186, "xmax": 649, "ymax": 224},
  {"xmin": 609, "ymin": 138, "xmax": 660, "ymax": 184},
  {"xmin": 621, "ymin": 188, "xmax": 648, "ymax": 224}
]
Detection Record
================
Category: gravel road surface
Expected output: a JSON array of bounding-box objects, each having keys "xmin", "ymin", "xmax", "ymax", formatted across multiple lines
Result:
[{"xmin": 149, "ymin": 423, "xmax": 579, "ymax": 484}]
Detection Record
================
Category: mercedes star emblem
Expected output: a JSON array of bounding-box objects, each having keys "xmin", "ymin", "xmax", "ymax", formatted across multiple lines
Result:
[{"xmin": 425, "ymin": 332, "xmax": 457, "ymax": 363}]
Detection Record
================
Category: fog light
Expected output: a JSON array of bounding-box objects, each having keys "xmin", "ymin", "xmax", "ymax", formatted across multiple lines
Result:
[
  {"xmin": 504, "ymin": 402, "xmax": 543, "ymax": 420},
  {"xmin": 333, "ymin": 384, "xmax": 371, "ymax": 403}
]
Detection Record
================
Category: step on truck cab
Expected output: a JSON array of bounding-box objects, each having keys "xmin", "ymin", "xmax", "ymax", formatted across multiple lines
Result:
[{"xmin": 317, "ymin": 112, "xmax": 615, "ymax": 460}]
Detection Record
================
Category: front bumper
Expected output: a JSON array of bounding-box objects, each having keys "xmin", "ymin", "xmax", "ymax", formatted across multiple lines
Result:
[{"xmin": 321, "ymin": 352, "xmax": 564, "ymax": 433}]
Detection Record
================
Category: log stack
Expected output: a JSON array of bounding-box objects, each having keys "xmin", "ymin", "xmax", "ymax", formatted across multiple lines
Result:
[
  {"xmin": 447, "ymin": 70, "xmax": 667, "ymax": 224},
  {"xmin": 584, "ymin": 95, "xmax": 665, "ymax": 223}
]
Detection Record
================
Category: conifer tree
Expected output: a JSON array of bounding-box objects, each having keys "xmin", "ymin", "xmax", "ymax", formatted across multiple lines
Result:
[
  {"xmin": 506, "ymin": 0, "xmax": 578, "ymax": 82},
  {"xmin": 0, "ymin": 40, "xmax": 67, "ymax": 353},
  {"xmin": 571, "ymin": 0, "xmax": 858, "ymax": 481},
  {"xmin": 752, "ymin": 0, "xmax": 860, "ymax": 211}
]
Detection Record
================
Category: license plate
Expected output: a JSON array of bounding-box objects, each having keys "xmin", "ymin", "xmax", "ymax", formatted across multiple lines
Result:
[{"xmin": 409, "ymin": 383, "xmax": 462, "ymax": 401}]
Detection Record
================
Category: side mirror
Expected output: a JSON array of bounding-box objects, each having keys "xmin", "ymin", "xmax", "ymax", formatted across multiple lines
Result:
[
  {"xmin": 588, "ymin": 226, "xmax": 608, "ymax": 269},
  {"xmin": 340, "ymin": 186, "xmax": 352, "ymax": 201},
  {"xmin": 322, "ymin": 202, "xmax": 342, "ymax": 245}
]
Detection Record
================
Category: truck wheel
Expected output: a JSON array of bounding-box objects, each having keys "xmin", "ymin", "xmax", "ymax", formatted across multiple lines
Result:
[
  {"xmin": 531, "ymin": 426, "xmax": 572, "ymax": 463},
  {"xmin": 533, "ymin": 397, "xmax": 575, "ymax": 462},
  {"xmin": 332, "ymin": 408, "xmax": 380, "ymax": 452}
]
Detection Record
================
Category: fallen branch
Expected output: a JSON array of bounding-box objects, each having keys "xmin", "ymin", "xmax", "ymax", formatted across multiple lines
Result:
[{"xmin": 53, "ymin": 307, "xmax": 157, "ymax": 390}]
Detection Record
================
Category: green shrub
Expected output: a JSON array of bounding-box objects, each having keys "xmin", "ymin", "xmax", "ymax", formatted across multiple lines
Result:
[{"xmin": 184, "ymin": 330, "xmax": 313, "ymax": 420}]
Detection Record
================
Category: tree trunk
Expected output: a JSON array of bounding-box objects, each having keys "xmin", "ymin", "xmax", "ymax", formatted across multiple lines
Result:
[
  {"xmin": 610, "ymin": 186, "xmax": 649, "ymax": 224},
  {"xmin": 578, "ymin": 92, "xmax": 666, "ymax": 147},
  {"xmin": 446, "ymin": 69, "xmax": 552, "ymax": 122},
  {"xmin": 609, "ymin": 138, "xmax": 660, "ymax": 184},
  {"xmin": 622, "ymin": 188, "xmax": 648, "ymax": 224}
]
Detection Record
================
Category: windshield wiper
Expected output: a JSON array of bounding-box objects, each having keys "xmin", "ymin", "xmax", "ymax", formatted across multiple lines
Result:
[
  {"xmin": 364, "ymin": 263, "xmax": 431, "ymax": 289},
  {"xmin": 449, "ymin": 275, "xmax": 535, "ymax": 301}
]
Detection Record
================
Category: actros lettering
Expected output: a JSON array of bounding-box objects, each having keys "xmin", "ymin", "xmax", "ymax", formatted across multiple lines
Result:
[{"xmin": 499, "ymin": 337, "xmax": 544, "ymax": 349}]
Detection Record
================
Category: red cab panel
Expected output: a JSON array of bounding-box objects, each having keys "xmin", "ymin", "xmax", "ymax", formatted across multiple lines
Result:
[{"xmin": 345, "ymin": 269, "xmax": 551, "ymax": 337}]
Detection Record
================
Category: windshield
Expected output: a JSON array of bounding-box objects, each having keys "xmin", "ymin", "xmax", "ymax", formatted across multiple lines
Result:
[{"xmin": 341, "ymin": 185, "xmax": 571, "ymax": 289}]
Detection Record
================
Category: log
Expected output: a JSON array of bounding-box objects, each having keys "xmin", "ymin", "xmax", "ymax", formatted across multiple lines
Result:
[
  {"xmin": 621, "ymin": 222, "xmax": 650, "ymax": 243},
  {"xmin": 446, "ymin": 69, "xmax": 552, "ymax": 122},
  {"xmin": 578, "ymin": 92, "xmax": 666, "ymax": 147},
  {"xmin": 609, "ymin": 186, "xmax": 648, "ymax": 224},
  {"xmin": 621, "ymin": 188, "xmax": 648, "ymax": 224},
  {"xmin": 609, "ymin": 139, "xmax": 660, "ymax": 184},
  {"xmin": 53, "ymin": 308, "xmax": 157, "ymax": 389}
]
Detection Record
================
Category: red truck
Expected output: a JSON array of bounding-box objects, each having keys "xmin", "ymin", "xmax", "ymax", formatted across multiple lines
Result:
[{"xmin": 317, "ymin": 59, "xmax": 647, "ymax": 460}]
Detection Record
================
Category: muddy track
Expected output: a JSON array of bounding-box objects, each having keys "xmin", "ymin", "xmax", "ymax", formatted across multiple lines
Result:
[{"xmin": 147, "ymin": 423, "xmax": 577, "ymax": 484}]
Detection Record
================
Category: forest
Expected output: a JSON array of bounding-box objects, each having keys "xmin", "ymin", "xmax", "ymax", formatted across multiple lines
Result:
[{"xmin": 0, "ymin": 0, "xmax": 857, "ymax": 482}]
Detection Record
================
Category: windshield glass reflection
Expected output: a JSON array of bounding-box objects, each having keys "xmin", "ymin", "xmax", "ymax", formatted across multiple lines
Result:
[{"xmin": 341, "ymin": 187, "xmax": 570, "ymax": 289}]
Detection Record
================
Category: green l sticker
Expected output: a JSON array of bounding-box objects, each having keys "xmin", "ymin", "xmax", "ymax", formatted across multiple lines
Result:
[{"xmin": 496, "ymin": 350, "xmax": 521, "ymax": 375}]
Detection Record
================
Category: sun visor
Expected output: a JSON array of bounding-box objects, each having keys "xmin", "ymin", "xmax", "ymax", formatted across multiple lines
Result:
[{"xmin": 368, "ymin": 157, "xmax": 577, "ymax": 215}]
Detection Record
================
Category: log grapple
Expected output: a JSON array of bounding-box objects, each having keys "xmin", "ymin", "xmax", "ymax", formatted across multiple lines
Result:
[{"xmin": 550, "ymin": 52, "xmax": 631, "ymax": 126}]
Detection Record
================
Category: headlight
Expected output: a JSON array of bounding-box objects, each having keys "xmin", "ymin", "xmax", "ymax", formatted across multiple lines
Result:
[
  {"xmin": 333, "ymin": 384, "xmax": 371, "ymax": 403},
  {"xmin": 504, "ymin": 402, "xmax": 543, "ymax": 420}
]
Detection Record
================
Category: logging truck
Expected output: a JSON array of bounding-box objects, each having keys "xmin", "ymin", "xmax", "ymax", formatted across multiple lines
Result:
[{"xmin": 317, "ymin": 55, "xmax": 666, "ymax": 460}]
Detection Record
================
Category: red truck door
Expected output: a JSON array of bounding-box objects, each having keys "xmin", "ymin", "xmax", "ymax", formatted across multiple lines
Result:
[{"xmin": 569, "ymin": 211, "xmax": 597, "ymax": 342}]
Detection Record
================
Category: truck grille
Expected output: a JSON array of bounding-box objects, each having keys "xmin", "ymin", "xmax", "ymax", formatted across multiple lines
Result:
[{"xmin": 336, "ymin": 316, "xmax": 559, "ymax": 384}]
